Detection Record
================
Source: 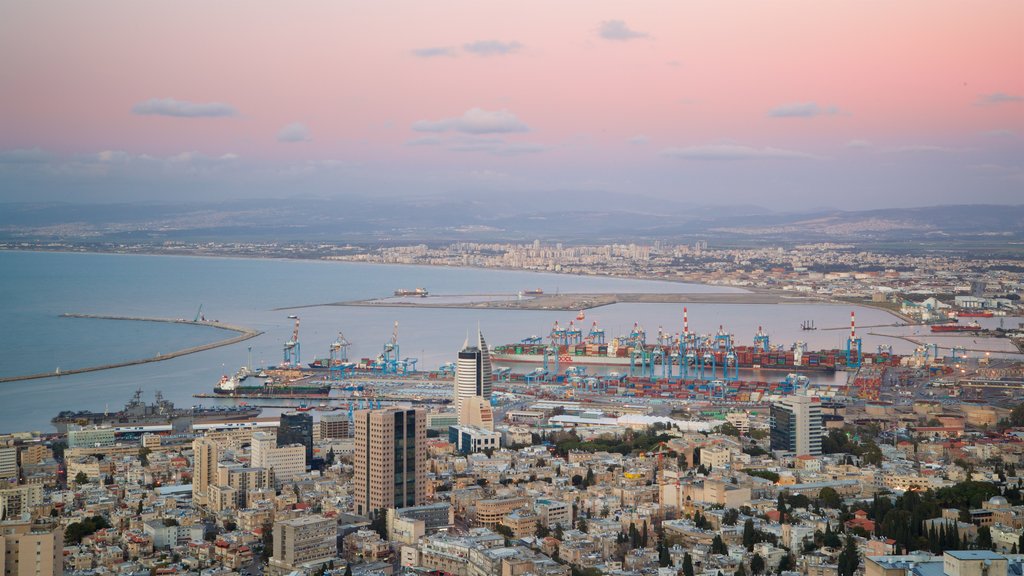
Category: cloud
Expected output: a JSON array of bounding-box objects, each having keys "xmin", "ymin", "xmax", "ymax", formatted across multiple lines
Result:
[
  {"xmin": 977, "ymin": 92, "xmax": 1023, "ymax": 106},
  {"xmin": 627, "ymin": 135, "xmax": 649, "ymax": 145},
  {"xmin": 406, "ymin": 137, "xmax": 442, "ymax": 146},
  {"xmin": 0, "ymin": 148, "xmax": 52, "ymax": 164},
  {"xmin": 768, "ymin": 102, "xmax": 840, "ymax": 118},
  {"xmin": 412, "ymin": 47, "xmax": 457, "ymax": 58},
  {"xmin": 884, "ymin": 144, "xmax": 961, "ymax": 154},
  {"xmin": 660, "ymin": 144, "xmax": 820, "ymax": 161},
  {"xmin": 447, "ymin": 137, "xmax": 546, "ymax": 156},
  {"xmin": 277, "ymin": 122, "xmax": 311, "ymax": 143},
  {"xmin": 463, "ymin": 40, "xmax": 522, "ymax": 56},
  {"xmin": 132, "ymin": 98, "xmax": 238, "ymax": 118},
  {"xmin": 413, "ymin": 108, "xmax": 529, "ymax": 134},
  {"xmin": 846, "ymin": 139, "xmax": 872, "ymax": 149},
  {"xmin": 981, "ymin": 129, "xmax": 1016, "ymax": 138},
  {"xmin": 599, "ymin": 20, "xmax": 648, "ymax": 41}
]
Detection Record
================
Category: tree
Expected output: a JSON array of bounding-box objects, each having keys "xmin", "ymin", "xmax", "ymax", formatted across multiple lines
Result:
[
  {"xmin": 823, "ymin": 523, "xmax": 842, "ymax": 549},
  {"xmin": 138, "ymin": 447, "xmax": 151, "ymax": 467},
  {"xmin": 260, "ymin": 520, "xmax": 273, "ymax": 560},
  {"xmin": 585, "ymin": 467, "xmax": 595, "ymax": 487},
  {"xmin": 750, "ymin": 553, "xmax": 765, "ymax": 575},
  {"xmin": 838, "ymin": 535, "xmax": 860, "ymax": 576},
  {"xmin": 601, "ymin": 505, "xmax": 610, "ymax": 518},
  {"xmin": 369, "ymin": 509, "xmax": 388, "ymax": 540},
  {"xmin": 736, "ymin": 563, "xmax": 747, "ymax": 576},
  {"xmin": 536, "ymin": 521, "xmax": 550, "ymax": 538},
  {"xmin": 577, "ymin": 518, "xmax": 589, "ymax": 533},
  {"xmin": 723, "ymin": 508, "xmax": 740, "ymax": 526},
  {"xmin": 778, "ymin": 552, "xmax": 795, "ymax": 573},
  {"xmin": 711, "ymin": 534, "xmax": 728, "ymax": 555},
  {"xmin": 819, "ymin": 487, "xmax": 842, "ymax": 509},
  {"xmin": 494, "ymin": 523, "xmax": 514, "ymax": 543},
  {"xmin": 64, "ymin": 515, "xmax": 111, "ymax": 544},
  {"xmin": 977, "ymin": 526, "xmax": 993, "ymax": 550},
  {"xmin": 74, "ymin": 471, "xmax": 89, "ymax": 485},
  {"xmin": 743, "ymin": 518, "xmax": 756, "ymax": 550},
  {"xmin": 683, "ymin": 552, "xmax": 695, "ymax": 576},
  {"xmin": 325, "ymin": 448, "xmax": 336, "ymax": 467},
  {"xmin": 658, "ymin": 540, "xmax": 671, "ymax": 567},
  {"xmin": 554, "ymin": 523, "xmax": 564, "ymax": 541},
  {"xmin": 344, "ymin": 564, "xmax": 353, "ymax": 576}
]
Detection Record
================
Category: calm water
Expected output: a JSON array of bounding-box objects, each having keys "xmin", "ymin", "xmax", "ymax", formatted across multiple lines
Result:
[{"xmin": 1, "ymin": 250, "xmax": 1007, "ymax": 433}]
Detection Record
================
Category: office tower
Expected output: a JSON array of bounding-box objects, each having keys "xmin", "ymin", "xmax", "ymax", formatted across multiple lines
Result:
[
  {"xmin": 278, "ymin": 412, "xmax": 314, "ymax": 463},
  {"xmin": 268, "ymin": 515, "xmax": 336, "ymax": 575},
  {"xmin": 191, "ymin": 438, "xmax": 219, "ymax": 506},
  {"xmin": 770, "ymin": 395, "xmax": 822, "ymax": 456},
  {"xmin": 455, "ymin": 331, "xmax": 493, "ymax": 429},
  {"xmin": 352, "ymin": 408, "xmax": 425, "ymax": 516},
  {"xmin": 251, "ymin": 431, "xmax": 306, "ymax": 486},
  {"xmin": 0, "ymin": 518, "xmax": 63, "ymax": 576}
]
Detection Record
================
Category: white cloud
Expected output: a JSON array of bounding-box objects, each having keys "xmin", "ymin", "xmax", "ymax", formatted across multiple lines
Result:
[
  {"xmin": 132, "ymin": 98, "xmax": 238, "ymax": 118},
  {"xmin": 413, "ymin": 108, "xmax": 529, "ymax": 134},
  {"xmin": 661, "ymin": 144, "xmax": 820, "ymax": 161},
  {"xmin": 769, "ymin": 102, "xmax": 840, "ymax": 118},
  {"xmin": 406, "ymin": 137, "xmax": 442, "ymax": 146},
  {"xmin": 846, "ymin": 139, "xmax": 872, "ymax": 149},
  {"xmin": 277, "ymin": 122, "xmax": 311, "ymax": 143},
  {"xmin": 412, "ymin": 47, "xmax": 457, "ymax": 58},
  {"xmin": 463, "ymin": 40, "xmax": 522, "ymax": 56},
  {"xmin": 977, "ymin": 92, "xmax": 1023, "ymax": 106},
  {"xmin": 0, "ymin": 148, "xmax": 52, "ymax": 164},
  {"xmin": 599, "ymin": 20, "xmax": 648, "ymax": 41},
  {"xmin": 627, "ymin": 135, "xmax": 649, "ymax": 145},
  {"xmin": 981, "ymin": 129, "xmax": 1016, "ymax": 138},
  {"xmin": 447, "ymin": 137, "xmax": 546, "ymax": 156},
  {"xmin": 884, "ymin": 144, "xmax": 961, "ymax": 154}
]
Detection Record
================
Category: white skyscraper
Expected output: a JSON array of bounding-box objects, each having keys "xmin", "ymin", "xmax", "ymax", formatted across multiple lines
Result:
[
  {"xmin": 770, "ymin": 395, "xmax": 822, "ymax": 456},
  {"xmin": 455, "ymin": 331, "xmax": 493, "ymax": 429}
]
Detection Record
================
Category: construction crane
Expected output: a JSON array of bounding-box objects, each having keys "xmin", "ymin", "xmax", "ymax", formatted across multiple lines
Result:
[
  {"xmin": 194, "ymin": 304, "xmax": 204, "ymax": 323},
  {"xmin": 283, "ymin": 317, "xmax": 301, "ymax": 367}
]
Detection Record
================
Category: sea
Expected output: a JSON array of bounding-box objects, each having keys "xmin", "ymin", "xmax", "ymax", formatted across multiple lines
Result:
[{"xmin": 0, "ymin": 250, "xmax": 1018, "ymax": 433}]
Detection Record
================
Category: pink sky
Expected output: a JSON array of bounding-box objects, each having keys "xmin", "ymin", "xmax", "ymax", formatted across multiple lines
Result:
[{"xmin": 0, "ymin": 1, "xmax": 1021, "ymax": 205}]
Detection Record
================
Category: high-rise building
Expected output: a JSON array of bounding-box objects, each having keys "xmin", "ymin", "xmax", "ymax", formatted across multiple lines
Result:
[
  {"xmin": 770, "ymin": 395, "xmax": 822, "ymax": 456},
  {"xmin": 0, "ymin": 518, "xmax": 63, "ymax": 576},
  {"xmin": 278, "ymin": 412, "xmax": 314, "ymax": 464},
  {"xmin": 455, "ymin": 331, "xmax": 493, "ymax": 429},
  {"xmin": 353, "ymin": 408, "xmax": 425, "ymax": 516},
  {"xmin": 0, "ymin": 447, "xmax": 17, "ymax": 481},
  {"xmin": 319, "ymin": 414, "xmax": 352, "ymax": 440},
  {"xmin": 251, "ymin": 431, "xmax": 306, "ymax": 487},
  {"xmin": 191, "ymin": 438, "xmax": 219, "ymax": 506},
  {"xmin": 267, "ymin": 515, "xmax": 336, "ymax": 575}
]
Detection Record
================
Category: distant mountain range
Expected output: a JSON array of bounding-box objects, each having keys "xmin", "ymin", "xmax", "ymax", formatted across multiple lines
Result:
[{"xmin": 1, "ymin": 195, "xmax": 1022, "ymax": 248}]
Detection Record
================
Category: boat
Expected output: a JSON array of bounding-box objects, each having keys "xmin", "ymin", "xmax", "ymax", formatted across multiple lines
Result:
[
  {"xmin": 523, "ymin": 289, "xmax": 544, "ymax": 296},
  {"xmin": 295, "ymin": 405, "xmax": 314, "ymax": 412},
  {"xmin": 394, "ymin": 288, "xmax": 428, "ymax": 297},
  {"xmin": 931, "ymin": 321, "xmax": 982, "ymax": 333},
  {"xmin": 288, "ymin": 314, "xmax": 298, "ymax": 319},
  {"xmin": 956, "ymin": 311, "xmax": 993, "ymax": 318},
  {"xmin": 576, "ymin": 310, "xmax": 586, "ymax": 321},
  {"xmin": 51, "ymin": 389, "xmax": 261, "ymax": 434}
]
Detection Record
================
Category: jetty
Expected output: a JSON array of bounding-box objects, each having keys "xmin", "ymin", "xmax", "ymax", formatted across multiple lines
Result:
[{"xmin": 0, "ymin": 314, "xmax": 262, "ymax": 384}]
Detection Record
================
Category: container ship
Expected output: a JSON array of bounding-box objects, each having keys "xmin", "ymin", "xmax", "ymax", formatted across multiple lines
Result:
[
  {"xmin": 955, "ymin": 311, "xmax": 993, "ymax": 318},
  {"xmin": 394, "ymin": 288, "xmax": 428, "ymax": 297},
  {"xmin": 52, "ymin": 389, "xmax": 261, "ymax": 434},
  {"xmin": 931, "ymin": 321, "xmax": 982, "ymax": 333}
]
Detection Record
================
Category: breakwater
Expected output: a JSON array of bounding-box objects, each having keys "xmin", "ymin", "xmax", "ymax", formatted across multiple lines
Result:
[{"xmin": 0, "ymin": 314, "xmax": 262, "ymax": 383}]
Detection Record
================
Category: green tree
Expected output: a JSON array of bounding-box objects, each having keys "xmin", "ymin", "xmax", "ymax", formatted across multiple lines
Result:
[
  {"xmin": 577, "ymin": 518, "xmax": 589, "ymax": 533},
  {"xmin": 369, "ymin": 509, "xmax": 388, "ymax": 540},
  {"xmin": 260, "ymin": 521, "xmax": 273, "ymax": 560},
  {"xmin": 138, "ymin": 447, "xmax": 151, "ymax": 467},
  {"xmin": 344, "ymin": 564, "xmax": 353, "ymax": 576},
  {"xmin": 977, "ymin": 526, "xmax": 993, "ymax": 550},
  {"xmin": 64, "ymin": 516, "xmax": 111, "ymax": 544},
  {"xmin": 658, "ymin": 540, "xmax": 671, "ymax": 567},
  {"xmin": 723, "ymin": 508, "xmax": 740, "ymax": 526},
  {"xmin": 494, "ymin": 523, "xmax": 514, "ymax": 543},
  {"xmin": 778, "ymin": 552, "xmax": 795, "ymax": 573},
  {"xmin": 683, "ymin": 553, "xmax": 695, "ymax": 576},
  {"xmin": 736, "ymin": 563, "xmax": 747, "ymax": 576},
  {"xmin": 536, "ymin": 522, "xmax": 550, "ymax": 538},
  {"xmin": 750, "ymin": 553, "xmax": 765, "ymax": 575},
  {"xmin": 743, "ymin": 518, "xmax": 756, "ymax": 550},
  {"xmin": 74, "ymin": 471, "xmax": 89, "ymax": 485},
  {"xmin": 711, "ymin": 534, "xmax": 728, "ymax": 555},
  {"xmin": 838, "ymin": 535, "xmax": 860, "ymax": 576},
  {"xmin": 819, "ymin": 487, "xmax": 842, "ymax": 509}
]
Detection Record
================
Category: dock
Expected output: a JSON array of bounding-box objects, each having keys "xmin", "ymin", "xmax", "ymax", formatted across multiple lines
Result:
[{"xmin": 0, "ymin": 314, "xmax": 262, "ymax": 384}]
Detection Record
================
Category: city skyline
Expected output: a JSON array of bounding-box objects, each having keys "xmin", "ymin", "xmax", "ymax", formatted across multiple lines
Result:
[{"xmin": 0, "ymin": 1, "xmax": 1021, "ymax": 208}]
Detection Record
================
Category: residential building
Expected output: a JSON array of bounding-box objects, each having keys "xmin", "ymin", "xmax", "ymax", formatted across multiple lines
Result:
[
  {"xmin": 770, "ymin": 394, "xmax": 822, "ymax": 456},
  {"xmin": 0, "ymin": 518, "xmax": 63, "ymax": 576},
  {"xmin": 251, "ymin": 431, "xmax": 306, "ymax": 486},
  {"xmin": 319, "ymin": 414, "xmax": 352, "ymax": 440},
  {"xmin": 268, "ymin": 515, "xmax": 337, "ymax": 575},
  {"xmin": 191, "ymin": 438, "xmax": 218, "ymax": 506}
]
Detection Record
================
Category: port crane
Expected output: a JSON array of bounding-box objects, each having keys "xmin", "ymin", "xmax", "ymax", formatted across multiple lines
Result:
[
  {"xmin": 329, "ymin": 332, "xmax": 352, "ymax": 380},
  {"xmin": 282, "ymin": 317, "xmax": 301, "ymax": 367},
  {"xmin": 194, "ymin": 304, "xmax": 204, "ymax": 323},
  {"xmin": 754, "ymin": 326, "xmax": 770, "ymax": 354}
]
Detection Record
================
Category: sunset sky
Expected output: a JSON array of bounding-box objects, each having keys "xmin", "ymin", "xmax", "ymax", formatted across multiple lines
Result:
[{"xmin": 0, "ymin": 1, "xmax": 1021, "ymax": 207}]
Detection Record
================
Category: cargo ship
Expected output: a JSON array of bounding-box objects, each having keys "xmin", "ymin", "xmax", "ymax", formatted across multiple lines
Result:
[
  {"xmin": 215, "ymin": 367, "xmax": 331, "ymax": 397},
  {"xmin": 523, "ymin": 289, "xmax": 544, "ymax": 296},
  {"xmin": 931, "ymin": 321, "xmax": 982, "ymax": 333},
  {"xmin": 394, "ymin": 288, "xmax": 428, "ymax": 297},
  {"xmin": 52, "ymin": 389, "xmax": 261, "ymax": 434},
  {"xmin": 307, "ymin": 358, "xmax": 356, "ymax": 371}
]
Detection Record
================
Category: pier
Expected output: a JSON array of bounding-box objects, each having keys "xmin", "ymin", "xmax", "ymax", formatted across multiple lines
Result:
[
  {"xmin": 281, "ymin": 290, "xmax": 819, "ymax": 312},
  {"xmin": 0, "ymin": 314, "xmax": 262, "ymax": 384}
]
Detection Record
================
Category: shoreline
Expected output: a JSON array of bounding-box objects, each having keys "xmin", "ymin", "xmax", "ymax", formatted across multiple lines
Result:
[{"xmin": 0, "ymin": 314, "xmax": 263, "ymax": 384}]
